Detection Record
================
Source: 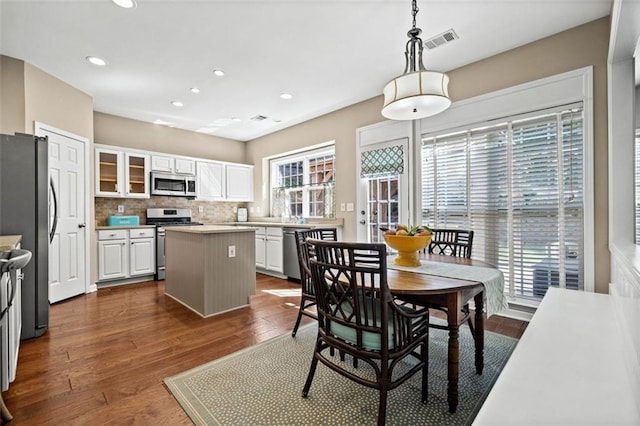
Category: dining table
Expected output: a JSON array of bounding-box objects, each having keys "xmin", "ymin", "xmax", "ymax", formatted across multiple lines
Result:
[{"xmin": 385, "ymin": 253, "xmax": 507, "ymax": 414}]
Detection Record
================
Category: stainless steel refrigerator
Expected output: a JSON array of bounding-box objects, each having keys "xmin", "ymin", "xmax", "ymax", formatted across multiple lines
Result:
[{"xmin": 0, "ymin": 133, "xmax": 50, "ymax": 339}]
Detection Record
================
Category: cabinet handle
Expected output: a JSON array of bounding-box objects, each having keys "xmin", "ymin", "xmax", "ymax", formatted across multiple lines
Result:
[{"xmin": 109, "ymin": 233, "xmax": 116, "ymax": 236}]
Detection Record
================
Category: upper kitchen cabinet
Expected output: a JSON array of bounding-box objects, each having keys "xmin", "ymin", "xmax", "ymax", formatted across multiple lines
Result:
[
  {"xmin": 225, "ymin": 164, "xmax": 254, "ymax": 201},
  {"xmin": 95, "ymin": 146, "xmax": 149, "ymax": 198},
  {"xmin": 151, "ymin": 155, "xmax": 196, "ymax": 175},
  {"xmin": 196, "ymin": 161, "xmax": 224, "ymax": 201},
  {"xmin": 96, "ymin": 148, "xmax": 123, "ymax": 197}
]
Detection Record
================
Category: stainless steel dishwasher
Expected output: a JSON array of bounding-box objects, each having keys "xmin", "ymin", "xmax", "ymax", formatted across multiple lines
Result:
[{"xmin": 283, "ymin": 228, "xmax": 306, "ymax": 280}]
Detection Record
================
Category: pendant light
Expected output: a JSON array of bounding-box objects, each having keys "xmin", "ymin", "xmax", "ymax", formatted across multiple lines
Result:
[{"xmin": 382, "ymin": 0, "xmax": 451, "ymax": 120}]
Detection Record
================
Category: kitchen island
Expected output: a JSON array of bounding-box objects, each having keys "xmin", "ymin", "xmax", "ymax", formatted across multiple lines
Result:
[{"xmin": 164, "ymin": 225, "xmax": 256, "ymax": 317}]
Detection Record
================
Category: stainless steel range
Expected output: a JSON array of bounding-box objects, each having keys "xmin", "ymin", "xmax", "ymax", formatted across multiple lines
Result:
[{"xmin": 146, "ymin": 208, "xmax": 202, "ymax": 280}]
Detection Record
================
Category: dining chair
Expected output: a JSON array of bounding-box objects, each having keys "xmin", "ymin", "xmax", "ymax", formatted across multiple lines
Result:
[
  {"xmin": 291, "ymin": 228, "xmax": 338, "ymax": 337},
  {"xmin": 411, "ymin": 228, "xmax": 478, "ymax": 341},
  {"xmin": 427, "ymin": 228, "xmax": 474, "ymax": 258},
  {"xmin": 302, "ymin": 239, "xmax": 430, "ymax": 426}
]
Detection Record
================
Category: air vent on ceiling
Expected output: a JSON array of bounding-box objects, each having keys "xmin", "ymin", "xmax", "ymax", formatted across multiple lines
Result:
[
  {"xmin": 424, "ymin": 29, "xmax": 458, "ymax": 50},
  {"xmin": 250, "ymin": 115, "xmax": 268, "ymax": 121}
]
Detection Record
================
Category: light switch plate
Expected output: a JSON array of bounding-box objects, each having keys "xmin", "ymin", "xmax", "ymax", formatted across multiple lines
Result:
[
  {"xmin": 228, "ymin": 245, "xmax": 236, "ymax": 258},
  {"xmin": 346, "ymin": 203, "xmax": 354, "ymax": 212},
  {"xmin": 117, "ymin": 205, "xmax": 124, "ymax": 213},
  {"xmin": 340, "ymin": 203, "xmax": 346, "ymax": 212},
  {"xmin": 198, "ymin": 206, "xmax": 204, "ymax": 213}
]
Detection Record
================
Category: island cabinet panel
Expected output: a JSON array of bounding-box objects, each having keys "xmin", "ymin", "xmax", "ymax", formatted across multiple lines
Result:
[{"xmin": 164, "ymin": 226, "xmax": 256, "ymax": 317}]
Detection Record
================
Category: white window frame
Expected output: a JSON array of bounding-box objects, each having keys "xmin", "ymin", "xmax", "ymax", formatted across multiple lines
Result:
[
  {"xmin": 269, "ymin": 145, "xmax": 335, "ymax": 218},
  {"xmin": 417, "ymin": 67, "xmax": 595, "ymax": 315}
]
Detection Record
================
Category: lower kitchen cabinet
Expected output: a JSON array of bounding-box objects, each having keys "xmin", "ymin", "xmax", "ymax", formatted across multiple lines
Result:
[
  {"xmin": 129, "ymin": 230, "xmax": 155, "ymax": 276},
  {"xmin": 97, "ymin": 228, "xmax": 155, "ymax": 283},
  {"xmin": 254, "ymin": 227, "xmax": 283, "ymax": 275}
]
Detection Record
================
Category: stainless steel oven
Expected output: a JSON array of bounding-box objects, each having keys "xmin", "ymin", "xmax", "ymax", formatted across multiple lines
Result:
[{"xmin": 146, "ymin": 208, "xmax": 202, "ymax": 280}]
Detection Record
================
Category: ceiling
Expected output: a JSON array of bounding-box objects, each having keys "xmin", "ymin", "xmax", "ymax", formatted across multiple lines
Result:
[{"xmin": 0, "ymin": 0, "xmax": 612, "ymax": 142}]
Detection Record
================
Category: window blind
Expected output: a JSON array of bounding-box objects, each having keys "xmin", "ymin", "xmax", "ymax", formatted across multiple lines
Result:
[
  {"xmin": 360, "ymin": 145, "xmax": 404, "ymax": 179},
  {"xmin": 421, "ymin": 106, "xmax": 584, "ymax": 301}
]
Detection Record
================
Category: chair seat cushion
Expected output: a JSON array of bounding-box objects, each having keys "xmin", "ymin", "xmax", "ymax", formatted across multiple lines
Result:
[{"xmin": 328, "ymin": 298, "xmax": 422, "ymax": 351}]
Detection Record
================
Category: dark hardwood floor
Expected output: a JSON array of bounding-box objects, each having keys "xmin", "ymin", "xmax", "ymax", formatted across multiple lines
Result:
[{"xmin": 4, "ymin": 274, "xmax": 527, "ymax": 424}]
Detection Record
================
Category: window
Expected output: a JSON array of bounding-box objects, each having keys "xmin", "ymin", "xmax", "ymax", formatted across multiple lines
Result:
[
  {"xmin": 270, "ymin": 146, "xmax": 335, "ymax": 218},
  {"xmin": 421, "ymin": 105, "xmax": 584, "ymax": 301},
  {"xmin": 635, "ymin": 130, "xmax": 640, "ymax": 244}
]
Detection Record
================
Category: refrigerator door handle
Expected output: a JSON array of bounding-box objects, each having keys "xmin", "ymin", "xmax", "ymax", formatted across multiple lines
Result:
[{"xmin": 49, "ymin": 177, "xmax": 58, "ymax": 244}]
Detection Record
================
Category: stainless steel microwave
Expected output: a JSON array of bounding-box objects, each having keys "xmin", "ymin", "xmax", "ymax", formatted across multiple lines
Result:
[{"xmin": 151, "ymin": 172, "xmax": 196, "ymax": 197}]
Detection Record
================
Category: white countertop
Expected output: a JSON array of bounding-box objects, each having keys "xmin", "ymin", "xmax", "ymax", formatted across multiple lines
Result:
[
  {"xmin": 165, "ymin": 225, "xmax": 256, "ymax": 234},
  {"xmin": 473, "ymin": 287, "xmax": 640, "ymax": 424},
  {"xmin": 228, "ymin": 221, "xmax": 343, "ymax": 229}
]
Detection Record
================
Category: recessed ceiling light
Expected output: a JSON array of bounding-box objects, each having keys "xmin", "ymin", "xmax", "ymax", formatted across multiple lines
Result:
[
  {"xmin": 154, "ymin": 119, "xmax": 176, "ymax": 127},
  {"xmin": 171, "ymin": 101, "xmax": 184, "ymax": 107},
  {"xmin": 213, "ymin": 69, "xmax": 225, "ymax": 77},
  {"xmin": 86, "ymin": 56, "xmax": 107, "ymax": 66},
  {"xmin": 112, "ymin": 0, "xmax": 137, "ymax": 9},
  {"xmin": 280, "ymin": 93, "xmax": 293, "ymax": 100},
  {"xmin": 190, "ymin": 87, "xmax": 201, "ymax": 94},
  {"xmin": 232, "ymin": 117, "xmax": 241, "ymax": 122}
]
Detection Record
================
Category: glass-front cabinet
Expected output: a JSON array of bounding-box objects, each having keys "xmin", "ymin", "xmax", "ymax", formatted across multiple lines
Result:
[
  {"xmin": 95, "ymin": 147, "xmax": 149, "ymax": 198},
  {"xmin": 125, "ymin": 152, "xmax": 149, "ymax": 197}
]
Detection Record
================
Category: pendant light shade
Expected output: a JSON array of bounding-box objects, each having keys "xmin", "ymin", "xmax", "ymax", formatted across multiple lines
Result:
[
  {"xmin": 382, "ymin": 71, "xmax": 450, "ymax": 120},
  {"xmin": 382, "ymin": 0, "xmax": 451, "ymax": 121}
]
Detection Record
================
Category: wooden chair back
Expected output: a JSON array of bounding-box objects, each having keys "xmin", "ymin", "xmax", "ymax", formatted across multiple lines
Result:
[{"xmin": 427, "ymin": 228, "xmax": 474, "ymax": 258}]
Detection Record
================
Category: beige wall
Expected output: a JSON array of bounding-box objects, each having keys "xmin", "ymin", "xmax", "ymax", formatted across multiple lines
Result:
[
  {"xmin": 246, "ymin": 17, "xmax": 611, "ymax": 292},
  {"xmin": 23, "ymin": 62, "xmax": 93, "ymax": 141},
  {"xmin": 0, "ymin": 55, "xmax": 26, "ymax": 134},
  {"xmin": 94, "ymin": 112, "xmax": 247, "ymax": 164}
]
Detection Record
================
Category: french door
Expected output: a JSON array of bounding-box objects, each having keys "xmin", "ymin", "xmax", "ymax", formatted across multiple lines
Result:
[{"xmin": 357, "ymin": 138, "xmax": 410, "ymax": 243}]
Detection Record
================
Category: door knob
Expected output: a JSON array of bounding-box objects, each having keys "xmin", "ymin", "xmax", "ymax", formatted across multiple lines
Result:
[
  {"xmin": 78, "ymin": 223, "xmax": 86, "ymax": 228},
  {"xmin": 359, "ymin": 220, "xmax": 366, "ymax": 225}
]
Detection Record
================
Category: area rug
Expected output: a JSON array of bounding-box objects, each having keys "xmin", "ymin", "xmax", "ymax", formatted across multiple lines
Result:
[{"xmin": 164, "ymin": 323, "xmax": 518, "ymax": 425}]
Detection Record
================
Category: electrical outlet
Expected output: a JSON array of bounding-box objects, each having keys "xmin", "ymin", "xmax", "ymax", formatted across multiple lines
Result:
[
  {"xmin": 117, "ymin": 205, "xmax": 124, "ymax": 213},
  {"xmin": 346, "ymin": 203, "xmax": 354, "ymax": 212},
  {"xmin": 233, "ymin": 206, "xmax": 238, "ymax": 213},
  {"xmin": 228, "ymin": 245, "xmax": 236, "ymax": 258},
  {"xmin": 340, "ymin": 203, "xmax": 346, "ymax": 212},
  {"xmin": 198, "ymin": 206, "xmax": 204, "ymax": 213}
]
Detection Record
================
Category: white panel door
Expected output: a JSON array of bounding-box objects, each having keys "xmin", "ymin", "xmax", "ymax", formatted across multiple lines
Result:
[{"xmin": 38, "ymin": 124, "xmax": 87, "ymax": 303}]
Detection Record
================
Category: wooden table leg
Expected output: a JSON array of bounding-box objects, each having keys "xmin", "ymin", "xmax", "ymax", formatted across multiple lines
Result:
[
  {"xmin": 474, "ymin": 291, "xmax": 485, "ymax": 375},
  {"xmin": 447, "ymin": 302, "xmax": 460, "ymax": 413}
]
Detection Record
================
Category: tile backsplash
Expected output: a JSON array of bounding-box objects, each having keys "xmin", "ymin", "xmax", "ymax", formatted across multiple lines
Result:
[{"xmin": 95, "ymin": 197, "xmax": 246, "ymax": 226}]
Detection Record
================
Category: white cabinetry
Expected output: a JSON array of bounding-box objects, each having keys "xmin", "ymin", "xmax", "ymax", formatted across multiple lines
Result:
[
  {"xmin": 0, "ymin": 244, "xmax": 22, "ymax": 391},
  {"xmin": 254, "ymin": 227, "xmax": 283, "ymax": 274},
  {"xmin": 226, "ymin": 164, "xmax": 254, "ymax": 201},
  {"xmin": 151, "ymin": 155, "xmax": 196, "ymax": 175},
  {"xmin": 97, "ymin": 228, "xmax": 155, "ymax": 283},
  {"xmin": 196, "ymin": 161, "xmax": 225, "ymax": 200},
  {"xmin": 98, "ymin": 229, "xmax": 128, "ymax": 281},
  {"xmin": 96, "ymin": 146, "xmax": 149, "ymax": 198},
  {"xmin": 129, "ymin": 229, "xmax": 155, "ymax": 276},
  {"xmin": 265, "ymin": 227, "xmax": 283, "ymax": 273}
]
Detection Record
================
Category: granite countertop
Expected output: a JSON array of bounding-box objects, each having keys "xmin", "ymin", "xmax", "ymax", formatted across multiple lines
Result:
[
  {"xmin": 226, "ymin": 219, "xmax": 343, "ymax": 228},
  {"xmin": 0, "ymin": 235, "xmax": 22, "ymax": 251},
  {"xmin": 96, "ymin": 225, "xmax": 156, "ymax": 230},
  {"xmin": 165, "ymin": 225, "xmax": 256, "ymax": 234}
]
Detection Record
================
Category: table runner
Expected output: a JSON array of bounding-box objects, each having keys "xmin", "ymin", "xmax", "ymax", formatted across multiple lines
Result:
[{"xmin": 387, "ymin": 256, "xmax": 508, "ymax": 317}]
